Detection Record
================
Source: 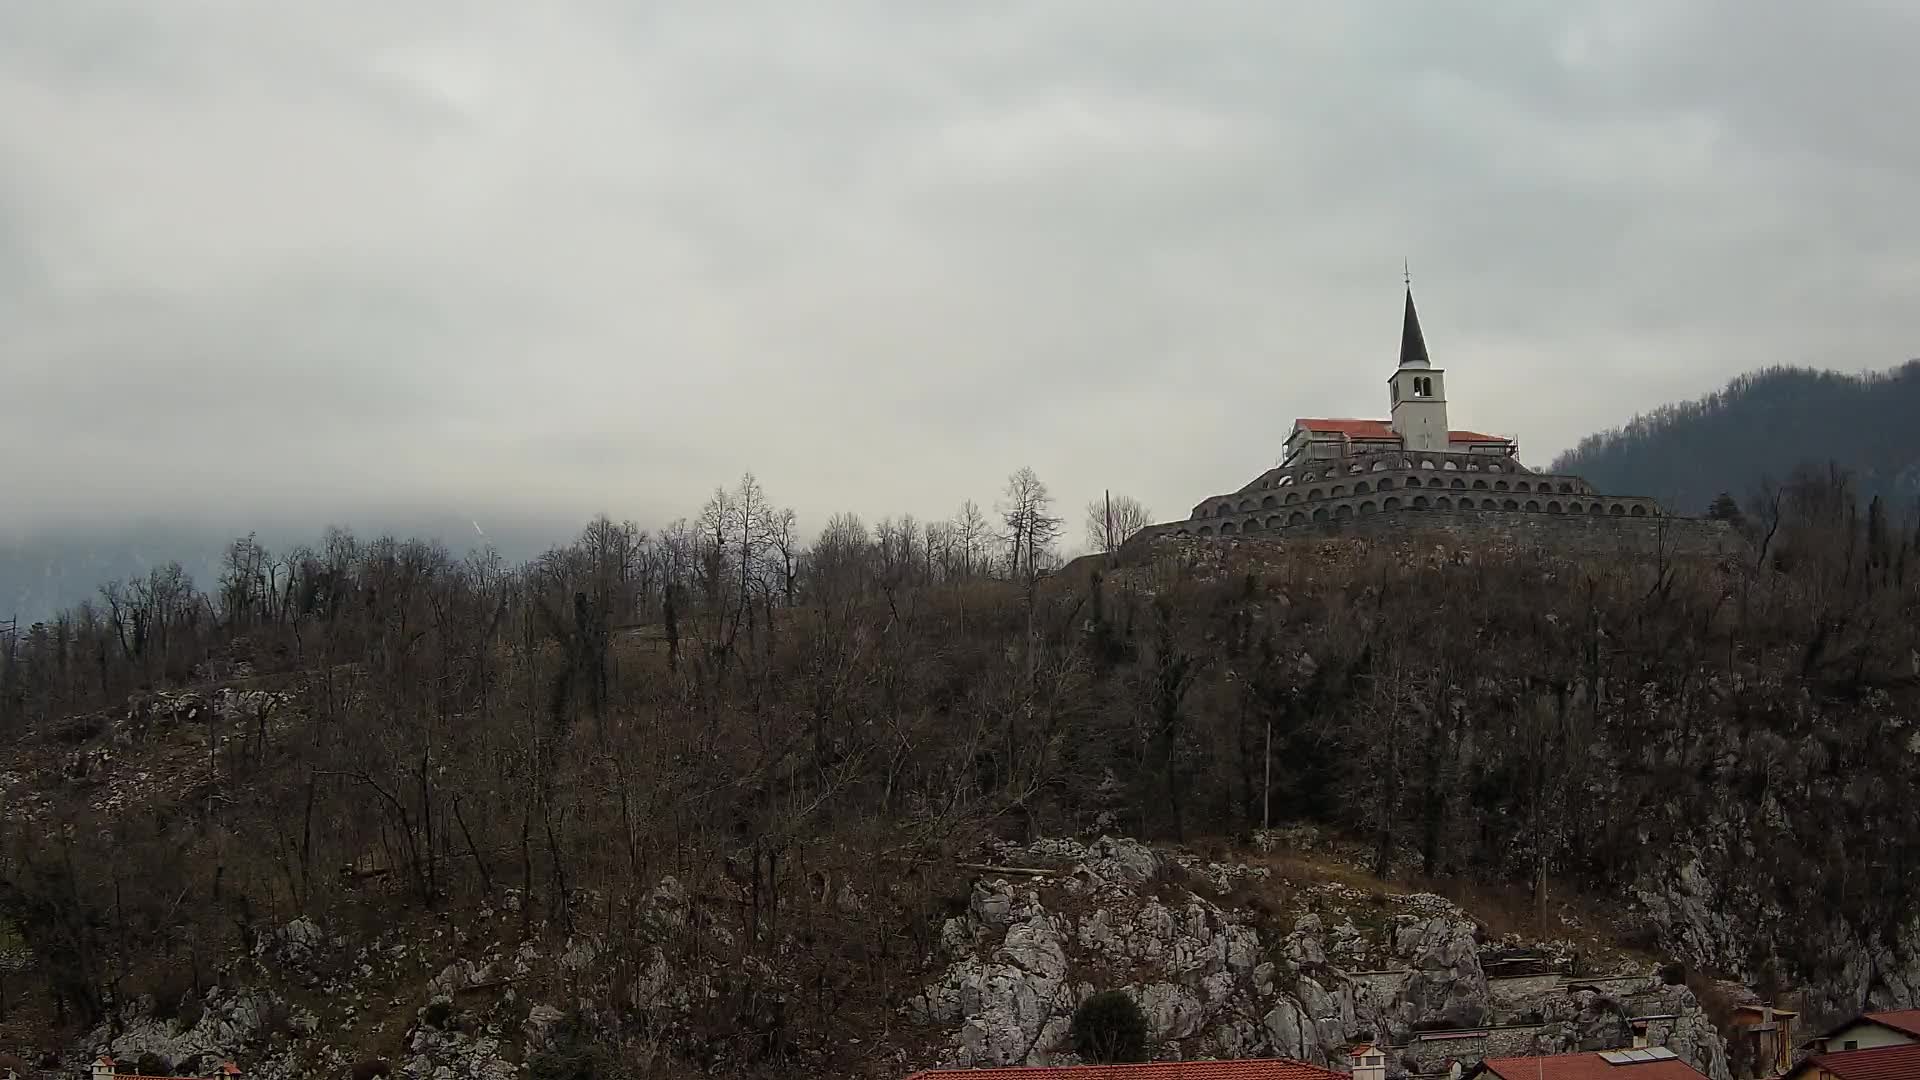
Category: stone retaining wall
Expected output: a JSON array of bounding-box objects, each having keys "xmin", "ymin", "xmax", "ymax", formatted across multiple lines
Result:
[
  {"xmin": 1134, "ymin": 509, "xmax": 1740, "ymax": 559},
  {"xmin": 1309, "ymin": 508, "xmax": 1740, "ymax": 557}
]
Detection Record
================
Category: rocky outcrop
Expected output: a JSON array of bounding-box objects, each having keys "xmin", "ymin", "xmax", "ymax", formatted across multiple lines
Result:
[
  {"xmin": 400, "ymin": 1026, "xmax": 516, "ymax": 1080},
  {"xmin": 95, "ymin": 987, "xmax": 298, "ymax": 1070},
  {"xmin": 1634, "ymin": 820, "xmax": 1920, "ymax": 1031},
  {"xmin": 916, "ymin": 837, "xmax": 1731, "ymax": 1080},
  {"xmin": 920, "ymin": 882, "xmax": 1078, "ymax": 1066},
  {"xmin": 1394, "ymin": 916, "xmax": 1489, "ymax": 1030},
  {"xmin": 61, "ymin": 838, "xmax": 1739, "ymax": 1080}
]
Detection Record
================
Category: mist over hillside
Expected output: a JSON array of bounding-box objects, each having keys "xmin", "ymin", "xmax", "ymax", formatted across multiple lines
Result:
[
  {"xmin": 0, "ymin": 513, "xmax": 570, "ymax": 626},
  {"xmin": 1551, "ymin": 362, "xmax": 1920, "ymax": 514}
]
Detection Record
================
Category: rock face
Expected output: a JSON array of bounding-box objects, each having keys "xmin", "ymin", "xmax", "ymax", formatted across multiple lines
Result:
[
  {"xmin": 401, "ymin": 1027, "xmax": 516, "ymax": 1080},
  {"xmin": 97, "ymin": 987, "xmax": 292, "ymax": 1070},
  {"xmin": 915, "ymin": 837, "xmax": 1731, "ymax": 1080},
  {"xmin": 920, "ymin": 882, "xmax": 1077, "ymax": 1066},
  {"xmin": 1634, "ymin": 821, "xmax": 1920, "ymax": 1030},
  {"xmin": 1395, "ymin": 916, "xmax": 1489, "ymax": 1030},
  {"xmin": 63, "ymin": 838, "xmax": 1738, "ymax": 1080}
]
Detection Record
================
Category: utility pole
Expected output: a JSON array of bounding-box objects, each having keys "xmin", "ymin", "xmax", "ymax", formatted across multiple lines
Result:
[
  {"xmin": 1536, "ymin": 852, "xmax": 1549, "ymax": 939},
  {"xmin": 1262, "ymin": 712, "xmax": 1272, "ymax": 832}
]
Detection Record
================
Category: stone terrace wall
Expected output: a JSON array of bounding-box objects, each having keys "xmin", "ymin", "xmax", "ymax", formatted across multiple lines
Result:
[
  {"xmin": 1302, "ymin": 508, "xmax": 1740, "ymax": 557},
  {"xmin": 1130, "ymin": 510, "xmax": 1740, "ymax": 560}
]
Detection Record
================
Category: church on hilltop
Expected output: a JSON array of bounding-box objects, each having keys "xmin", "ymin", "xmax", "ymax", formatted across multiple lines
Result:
[{"xmin": 1150, "ymin": 286, "xmax": 1671, "ymax": 541}]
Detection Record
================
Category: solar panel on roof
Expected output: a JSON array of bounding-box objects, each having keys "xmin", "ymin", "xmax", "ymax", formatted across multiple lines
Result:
[{"xmin": 1599, "ymin": 1047, "xmax": 1680, "ymax": 1066}]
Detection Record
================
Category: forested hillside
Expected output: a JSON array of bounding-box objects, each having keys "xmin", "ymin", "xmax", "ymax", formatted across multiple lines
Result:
[
  {"xmin": 1, "ymin": 467, "xmax": 1918, "ymax": 1078},
  {"xmin": 1551, "ymin": 362, "xmax": 1920, "ymax": 513}
]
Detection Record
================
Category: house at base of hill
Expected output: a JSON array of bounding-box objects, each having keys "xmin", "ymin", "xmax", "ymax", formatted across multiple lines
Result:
[
  {"xmin": 1807, "ymin": 1009, "xmax": 1920, "ymax": 1054},
  {"xmin": 1783, "ymin": 1042, "xmax": 1920, "ymax": 1080},
  {"xmin": 90, "ymin": 1057, "xmax": 242, "ymax": 1080},
  {"xmin": 1463, "ymin": 1047, "xmax": 1709, "ymax": 1080},
  {"xmin": 902, "ymin": 1056, "xmax": 1350, "ymax": 1080}
]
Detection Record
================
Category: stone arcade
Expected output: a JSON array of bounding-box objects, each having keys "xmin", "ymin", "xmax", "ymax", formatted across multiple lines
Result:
[{"xmin": 1148, "ymin": 287, "xmax": 1670, "ymax": 542}]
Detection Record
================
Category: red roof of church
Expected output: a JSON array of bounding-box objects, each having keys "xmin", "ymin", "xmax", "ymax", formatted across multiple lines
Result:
[
  {"xmin": 903, "ymin": 1060, "xmax": 1343, "ymax": 1080},
  {"xmin": 1474, "ymin": 1052, "xmax": 1707, "ymax": 1080},
  {"xmin": 1292, "ymin": 419, "xmax": 1511, "ymax": 445}
]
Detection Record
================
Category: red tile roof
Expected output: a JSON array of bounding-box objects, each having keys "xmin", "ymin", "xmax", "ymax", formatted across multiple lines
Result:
[
  {"xmin": 1864, "ymin": 1008, "xmax": 1920, "ymax": 1037},
  {"xmin": 903, "ymin": 1060, "xmax": 1344, "ymax": 1080},
  {"xmin": 1477, "ymin": 1052, "xmax": 1707, "ymax": 1080},
  {"xmin": 1797, "ymin": 1043, "xmax": 1920, "ymax": 1079},
  {"xmin": 1294, "ymin": 418, "xmax": 1397, "ymax": 439},
  {"xmin": 91, "ymin": 1057, "xmax": 242, "ymax": 1080},
  {"xmin": 1290, "ymin": 418, "xmax": 1512, "ymax": 445}
]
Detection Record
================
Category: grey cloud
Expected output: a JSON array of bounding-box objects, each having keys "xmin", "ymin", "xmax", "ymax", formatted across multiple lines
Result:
[{"xmin": 2, "ymin": 2, "xmax": 1917, "ymax": 545}]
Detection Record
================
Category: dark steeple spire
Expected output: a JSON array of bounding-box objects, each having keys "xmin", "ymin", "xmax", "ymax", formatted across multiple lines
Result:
[{"xmin": 1399, "ymin": 285, "xmax": 1431, "ymax": 369}]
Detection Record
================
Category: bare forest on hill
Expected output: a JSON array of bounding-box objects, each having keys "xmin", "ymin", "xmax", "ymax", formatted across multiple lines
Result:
[{"xmin": 2, "ymin": 462, "xmax": 1920, "ymax": 1072}]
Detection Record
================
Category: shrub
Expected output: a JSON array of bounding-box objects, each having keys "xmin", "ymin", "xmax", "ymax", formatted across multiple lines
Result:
[
  {"xmin": 1071, "ymin": 990, "xmax": 1150, "ymax": 1064},
  {"xmin": 135, "ymin": 1052, "xmax": 173, "ymax": 1077},
  {"xmin": 422, "ymin": 1000, "xmax": 453, "ymax": 1029},
  {"xmin": 528, "ymin": 1041, "xmax": 619, "ymax": 1080},
  {"xmin": 351, "ymin": 1058, "xmax": 393, "ymax": 1080}
]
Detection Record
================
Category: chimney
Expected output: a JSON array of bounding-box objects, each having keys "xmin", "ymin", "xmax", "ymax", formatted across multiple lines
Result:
[
  {"xmin": 1350, "ymin": 1043, "xmax": 1387, "ymax": 1080},
  {"xmin": 1631, "ymin": 1020, "xmax": 1649, "ymax": 1049},
  {"xmin": 92, "ymin": 1057, "xmax": 117, "ymax": 1080}
]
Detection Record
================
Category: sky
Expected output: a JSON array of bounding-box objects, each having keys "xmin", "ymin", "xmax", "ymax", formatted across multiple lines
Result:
[{"xmin": 5, "ymin": 1, "xmax": 1920, "ymax": 542}]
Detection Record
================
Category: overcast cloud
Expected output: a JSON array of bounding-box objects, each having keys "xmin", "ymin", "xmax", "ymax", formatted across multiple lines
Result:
[{"xmin": 4, "ymin": 1, "xmax": 1919, "ymax": 540}]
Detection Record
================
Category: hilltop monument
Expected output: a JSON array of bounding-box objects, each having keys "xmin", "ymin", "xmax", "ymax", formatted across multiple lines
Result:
[{"xmin": 1150, "ymin": 286, "xmax": 1673, "ymax": 540}]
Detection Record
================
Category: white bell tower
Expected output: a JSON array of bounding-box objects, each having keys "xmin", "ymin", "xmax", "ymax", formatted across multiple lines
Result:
[{"xmin": 1388, "ymin": 284, "xmax": 1448, "ymax": 452}]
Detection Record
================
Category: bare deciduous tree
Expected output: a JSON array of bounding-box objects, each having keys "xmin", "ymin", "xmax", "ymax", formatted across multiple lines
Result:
[
  {"xmin": 1083, "ymin": 492, "xmax": 1153, "ymax": 554},
  {"xmin": 952, "ymin": 500, "xmax": 990, "ymax": 580},
  {"xmin": 999, "ymin": 467, "xmax": 1062, "ymax": 583}
]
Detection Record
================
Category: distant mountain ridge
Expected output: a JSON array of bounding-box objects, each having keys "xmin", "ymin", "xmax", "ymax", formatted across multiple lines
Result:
[
  {"xmin": 1551, "ymin": 361, "xmax": 1920, "ymax": 514},
  {"xmin": 0, "ymin": 514, "xmax": 567, "ymax": 626}
]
